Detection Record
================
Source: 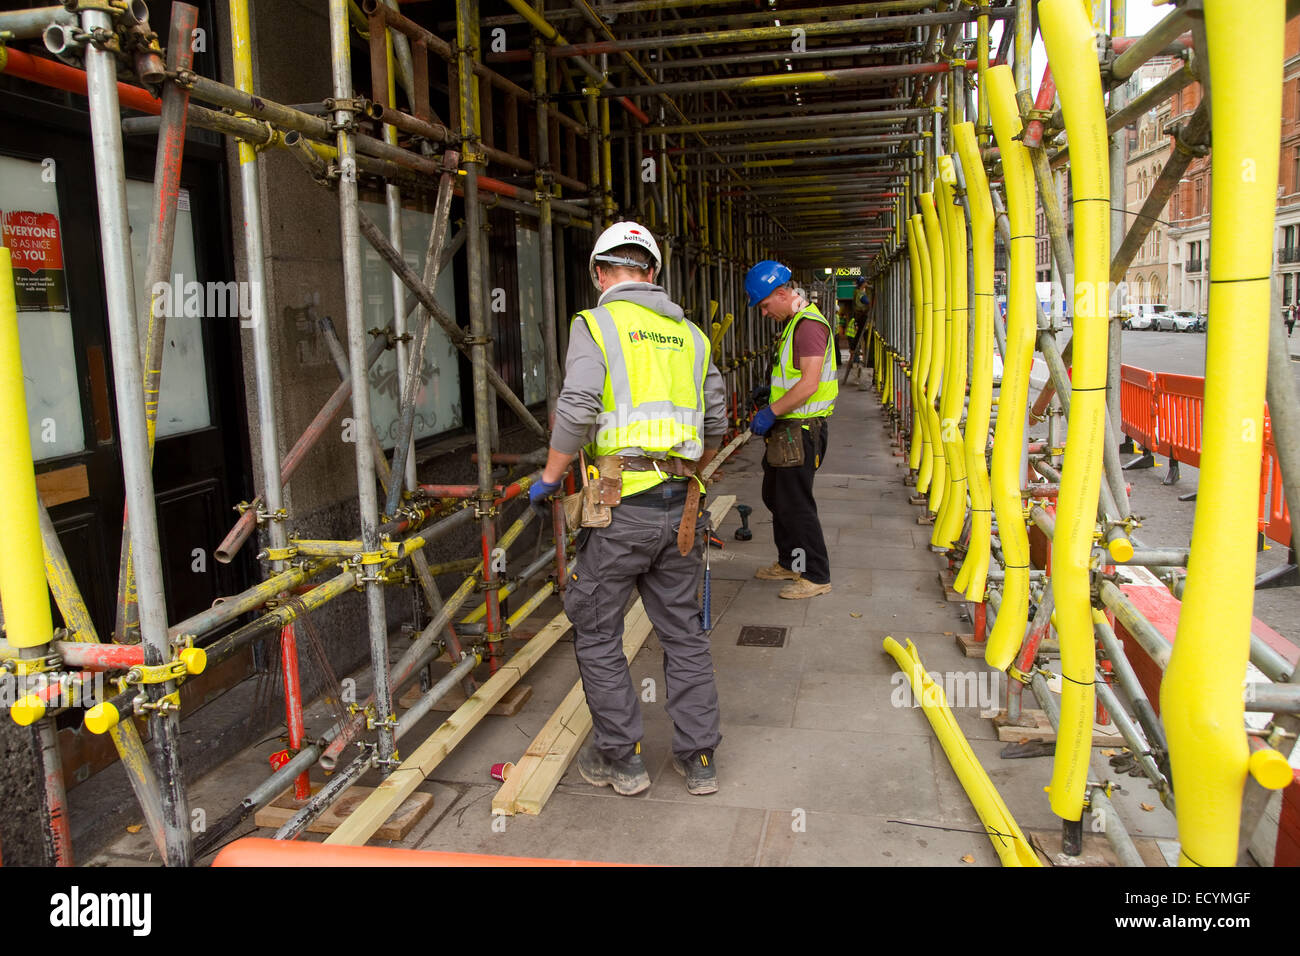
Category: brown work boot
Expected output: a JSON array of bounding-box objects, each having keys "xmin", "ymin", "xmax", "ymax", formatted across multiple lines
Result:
[
  {"xmin": 779, "ymin": 578, "xmax": 831, "ymax": 600},
  {"xmin": 755, "ymin": 562, "xmax": 800, "ymax": 581}
]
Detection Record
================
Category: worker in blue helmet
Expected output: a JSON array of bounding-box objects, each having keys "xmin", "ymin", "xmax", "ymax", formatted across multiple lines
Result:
[{"xmin": 743, "ymin": 260, "xmax": 837, "ymax": 600}]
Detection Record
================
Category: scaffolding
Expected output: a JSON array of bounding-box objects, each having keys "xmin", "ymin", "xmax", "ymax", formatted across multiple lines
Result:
[{"xmin": 0, "ymin": 0, "xmax": 1297, "ymax": 868}]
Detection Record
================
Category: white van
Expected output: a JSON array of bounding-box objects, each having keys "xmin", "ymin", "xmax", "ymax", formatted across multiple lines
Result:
[{"xmin": 1122, "ymin": 302, "xmax": 1167, "ymax": 331}]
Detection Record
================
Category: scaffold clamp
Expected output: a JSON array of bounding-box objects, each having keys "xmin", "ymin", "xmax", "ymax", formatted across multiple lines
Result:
[
  {"xmin": 0, "ymin": 654, "xmax": 63, "ymax": 677},
  {"xmin": 256, "ymin": 507, "xmax": 289, "ymax": 526},
  {"xmin": 260, "ymin": 545, "xmax": 300, "ymax": 563}
]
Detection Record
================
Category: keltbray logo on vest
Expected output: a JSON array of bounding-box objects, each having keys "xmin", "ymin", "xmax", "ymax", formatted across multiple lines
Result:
[{"xmin": 627, "ymin": 327, "xmax": 684, "ymax": 349}]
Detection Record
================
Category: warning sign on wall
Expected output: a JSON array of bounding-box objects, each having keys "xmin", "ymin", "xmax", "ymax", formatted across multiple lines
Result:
[{"xmin": 1, "ymin": 209, "xmax": 68, "ymax": 312}]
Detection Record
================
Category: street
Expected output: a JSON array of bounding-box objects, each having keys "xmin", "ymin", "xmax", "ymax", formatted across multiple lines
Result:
[{"xmin": 1023, "ymin": 325, "xmax": 1300, "ymax": 649}]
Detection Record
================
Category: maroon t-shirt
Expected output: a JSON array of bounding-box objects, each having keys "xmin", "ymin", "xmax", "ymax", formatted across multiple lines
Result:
[{"xmin": 792, "ymin": 314, "xmax": 830, "ymax": 364}]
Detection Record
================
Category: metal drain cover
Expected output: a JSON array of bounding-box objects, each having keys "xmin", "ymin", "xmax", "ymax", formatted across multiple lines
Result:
[{"xmin": 737, "ymin": 625, "xmax": 787, "ymax": 647}]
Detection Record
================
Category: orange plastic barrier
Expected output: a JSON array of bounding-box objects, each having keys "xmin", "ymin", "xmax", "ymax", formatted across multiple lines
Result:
[
  {"xmin": 1154, "ymin": 372, "xmax": 1204, "ymax": 467},
  {"xmin": 1120, "ymin": 365, "xmax": 1291, "ymax": 547},
  {"xmin": 1260, "ymin": 413, "xmax": 1292, "ymax": 547},
  {"xmin": 1119, "ymin": 364, "xmax": 1159, "ymax": 453},
  {"xmin": 211, "ymin": 837, "xmax": 634, "ymax": 867}
]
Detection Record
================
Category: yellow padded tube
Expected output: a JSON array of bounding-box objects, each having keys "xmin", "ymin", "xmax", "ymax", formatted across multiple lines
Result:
[
  {"xmin": 934, "ymin": 168, "xmax": 969, "ymax": 550},
  {"xmin": 1040, "ymin": 0, "xmax": 1109, "ymax": 824},
  {"xmin": 920, "ymin": 192, "xmax": 948, "ymax": 512},
  {"xmin": 953, "ymin": 122, "xmax": 995, "ymax": 600},
  {"xmin": 0, "ymin": 248, "xmax": 54, "ymax": 651},
  {"xmin": 1161, "ymin": 0, "xmax": 1285, "ymax": 867},
  {"xmin": 912, "ymin": 213, "xmax": 938, "ymax": 492},
  {"xmin": 883, "ymin": 636, "xmax": 1041, "ymax": 867},
  {"xmin": 984, "ymin": 64, "xmax": 1037, "ymax": 671},
  {"xmin": 906, "ymin": 218, "xmax": 926, "ymax": 471}
]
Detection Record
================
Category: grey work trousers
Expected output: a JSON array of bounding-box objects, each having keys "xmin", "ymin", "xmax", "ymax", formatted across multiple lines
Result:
[{"xmin": 563, "ymin": 487, "xmax": 722, "ymax": 762}]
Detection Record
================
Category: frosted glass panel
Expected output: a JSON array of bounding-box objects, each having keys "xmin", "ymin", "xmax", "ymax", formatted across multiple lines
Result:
[
  {"xmin": 515, "ymin": 223, "xmax": 545, "ymax": 406},
  {"xmin": 359, "ymin": 200, "xmax": 462, "ymax": 446},
  {"xmin": 125, "ymin": 179, "xmax": 213, "ymax": 439},
  {"xmin": 0, "ymin": 155, "xmax": 86, "ymax": 460}
]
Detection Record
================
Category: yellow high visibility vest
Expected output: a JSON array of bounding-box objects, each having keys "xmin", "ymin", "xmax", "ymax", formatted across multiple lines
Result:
[
  {"xmin": 770, "ymin": 304, "xmax": 838, "ymax": 419},
  {"xmin": 577, "ymin": 300, "xmax": 710, "ymax": 496}
]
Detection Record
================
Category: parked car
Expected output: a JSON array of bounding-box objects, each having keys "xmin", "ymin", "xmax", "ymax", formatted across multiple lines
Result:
[
  {"xmin": 1123, "ymin": 303, "xmax": 1166, "ymax": 330},
  {"xmin": 1158, "ymin": 310, "xmax": 1199, "ymax": 332}
]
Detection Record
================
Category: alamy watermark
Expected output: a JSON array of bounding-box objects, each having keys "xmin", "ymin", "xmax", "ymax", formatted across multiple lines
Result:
[
  {"xmin": 889, "ymin": 669, "xmax": 1003, "ymax": 711},
  {"xmin": 0, "ymin": 671, "xmax": 106, "ymax": 711},
  {"xmin": 151, "ymin": 275, "xmax": 261, "ymax": 327}
]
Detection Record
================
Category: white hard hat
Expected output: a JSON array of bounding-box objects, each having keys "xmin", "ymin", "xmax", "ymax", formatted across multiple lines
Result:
[{"xmin": 589, "ymin": 221, "xmax": 661, "ymax": 289}]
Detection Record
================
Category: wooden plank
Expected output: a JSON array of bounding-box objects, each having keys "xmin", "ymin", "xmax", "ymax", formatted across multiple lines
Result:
[
  {"xmin": 512, "ymin": 604, "xmax": 653, "ymax": 816},
  {"xmin": 254, "ymin": 784, "xmax": 433, "ymax": 841},
  {"xmin": 399, "ymin": 680, "xmax": 532, "ymax": 717},
  {"xmin": 36, "ymin": 464, "xmax": 89, "ymax": 507},
  {"xmin": 499, "ymin": 495, "xmax": 736, "ymax": 817},
  {"xmin": 323, "ymin": 610, "xmax": 572, "ymax": 845}
]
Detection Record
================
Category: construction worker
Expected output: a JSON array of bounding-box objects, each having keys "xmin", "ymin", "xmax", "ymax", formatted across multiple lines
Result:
[
  {"xmin": 745, "ymin": 260, "xmax": 837, "ymax": 599},
  {"xmin": 528, "ymin": 222, "xmax": 727, "ymax": 797}
]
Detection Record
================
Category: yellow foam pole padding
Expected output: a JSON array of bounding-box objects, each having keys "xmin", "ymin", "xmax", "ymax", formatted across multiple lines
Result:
[
  {"xmin": 911, "ymin": 213, "xmax": 937, "ymax": 492},
  {"xmin": 883, "ymin": 636, "xmax": 1041, "ymax": 867},
  {"xmin": 709, "ymin": 300, "xmax": 719, "ymax": 323},
  {"xmin": 920, "ymin": 192, "xmax": 948, "ymax": 511},
  {"xmin": 0, "ymin": 248, "xmax": 54, "ymax": 651},
  {"xmin": 934, "ymin": 171, "xmax": 969, "ymax": 550},
  {"xmin": 954, "ymin": 122, "xmax": 995, "ymax": 600},
  {"xmin": 983, "ymin": 65, "xmax": 1037, "ymax": 672},
  {"xmin": 1161, "ymin": 0, "xmax": 1284, "ymax": 868},
  {"xmin": 906, "ymin": 217, "xmax": 926, "ymax": 470},
  {"xmin": 1248, "ymin": 740, "xmax": 1293, "ymax": 791},
  {"xmin": 1040, "ymin": 0, "xmax": 1109, "ymax": 824}
]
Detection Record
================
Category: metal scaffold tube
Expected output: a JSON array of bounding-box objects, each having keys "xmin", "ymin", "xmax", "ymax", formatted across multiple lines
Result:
[
  {"xmin": 329, "ymin": 0, "xmax": 396, "ymax": 767},
  {"xmin": 81, "ymin": 3, "xmax": 191, "ymax": 867}
]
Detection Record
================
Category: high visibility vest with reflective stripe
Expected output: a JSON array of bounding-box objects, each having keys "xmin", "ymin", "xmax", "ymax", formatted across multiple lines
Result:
[
  {"xmin": 771, "ymin": 304, "xmax": 838, "ymax": 419},
  {"xmin": 578, "ymin": 301, "xmax": 709, "ymax": 496}
]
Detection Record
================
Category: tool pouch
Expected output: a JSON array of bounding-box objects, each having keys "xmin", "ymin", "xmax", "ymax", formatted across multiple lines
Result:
[
  {"xmin": 593, "ymin": 456, "xmax": 625, "ymax": 506},
  {"xmin": 765, "ymin": 420, "xmax": 805, "ymax": 468},
  {"xmin": 581, "ymin": 483, "xmax": 611, "ymax": 528},
  {"xmin": 562, "ymin": 491, "xmax": 583, "ymax": 529}
]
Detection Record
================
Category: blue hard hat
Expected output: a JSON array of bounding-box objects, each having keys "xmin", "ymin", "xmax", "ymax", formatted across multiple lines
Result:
[{"xmin": 745, "ymin": 260, "xmax": 792, "ymax": 309}]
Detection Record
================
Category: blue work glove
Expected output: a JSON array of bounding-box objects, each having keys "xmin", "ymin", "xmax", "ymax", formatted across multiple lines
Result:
[
  {"xmin": 750, "ymin": 405, "xmax": 776, "ymax": 437},
  {"xmin": 529, "ymin": 477, "xmax": 562, "ymax": 519}
]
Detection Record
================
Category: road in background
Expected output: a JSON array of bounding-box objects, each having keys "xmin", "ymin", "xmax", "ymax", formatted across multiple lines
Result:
[{"xmin": 1021, "ymin": 327, "xmax": 1300, "ymax": 649}]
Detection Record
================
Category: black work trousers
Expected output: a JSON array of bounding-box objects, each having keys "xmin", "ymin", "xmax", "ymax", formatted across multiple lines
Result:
[{"xmin": 760, "ymin": 420, "xmax": 831, "ymax": 585}]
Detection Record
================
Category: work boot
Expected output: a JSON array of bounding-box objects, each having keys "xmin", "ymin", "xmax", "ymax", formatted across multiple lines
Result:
[
  {"xmin": 755, "ymin": 562, "xmax": 800, "ymax": 581},
  {"xmin": 576, "ymin": 740, "xmax": 650, "ymax": 796},
  {"xmin": 672, "ymin": 749, "xmax": 719, "ymax": 796},
  {"xmin": 779, "ymin": 578, "xmax": 832, "ymax": 600}
]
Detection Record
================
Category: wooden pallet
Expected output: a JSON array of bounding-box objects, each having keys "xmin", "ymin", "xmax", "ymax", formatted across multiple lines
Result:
[
  {"xmin": 254, "ymin": 785, "xmax": 433, "ymax": 841},
  {"xmin": 492, "ymin": 495, "xmax": 737, "ymax": 818}
]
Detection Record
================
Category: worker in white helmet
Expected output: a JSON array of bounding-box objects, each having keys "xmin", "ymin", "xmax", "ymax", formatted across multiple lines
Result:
[{"xmin": 529, "ymin": 221, "xmax": 728, "ymax": 796}]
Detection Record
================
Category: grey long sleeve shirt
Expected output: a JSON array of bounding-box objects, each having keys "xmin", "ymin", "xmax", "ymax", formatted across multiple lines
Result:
[{"xmin": 551, "ymin": 281, "xmax": 727, "ymax": 456}]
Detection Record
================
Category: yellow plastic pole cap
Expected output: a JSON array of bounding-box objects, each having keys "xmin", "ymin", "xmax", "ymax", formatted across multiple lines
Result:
[
  {"xmin": 180, "ymin": 646, "xmax": 207, "ymax": 675},
  {"xmin": 11, "ymin": 694, "xmax": 46, "ymax": 726},
  {"xmin": 1107, "ymin": 535, "xmax": 1135, "ymax": 563},
  {"xmin": 1248, "ymin": 746, "xmax": 1294, "ymax": 791},
  {"xmin": 84, "ymin": 701, "xmax": 121, "ymax": 735}
]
